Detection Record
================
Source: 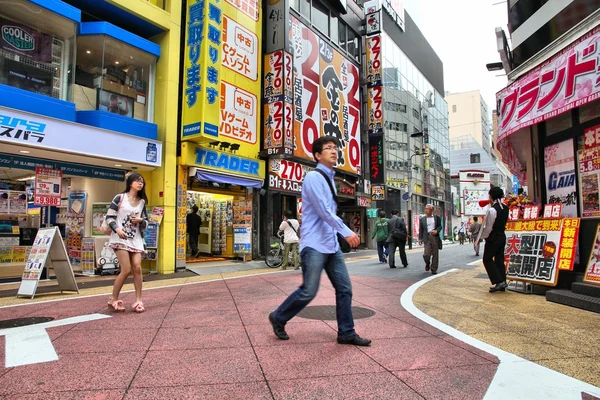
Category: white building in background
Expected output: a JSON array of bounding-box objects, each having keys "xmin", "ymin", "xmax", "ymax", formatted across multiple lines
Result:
[{"xmin": 446, "ymin": 90, "xmax": 492, "ymax": 156}]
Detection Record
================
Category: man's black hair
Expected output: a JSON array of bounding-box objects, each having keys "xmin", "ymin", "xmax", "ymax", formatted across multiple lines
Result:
[
  {"xmin": 312, "ymin": 136, "xmax": 341, "ymax": 160},
  {"xmin": 284, "ymin": 210, "xmax": 293, "ymax": 219},
  {"xmin": 489, "ymin": 186, "xmax": 504, "ymax": 201},
  {"xmin": 391, "ymin": 209, "xmax": 399, "ymax": 215},
  {"xmin": 378, "ymin": 210, "xmax": 386, "ymax": 218},
  {"xmin": 473, "ymin": 216, "xmax": 478, "ymax": 222},
  {"xmin": 192, "ymin": 205, "xmax": 198, "ymax": 212}
]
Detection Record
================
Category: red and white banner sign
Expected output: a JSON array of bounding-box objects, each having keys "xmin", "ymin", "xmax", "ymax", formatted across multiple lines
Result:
[
  {"xmin": 268, "ymin": 159, "xmax": 313, "ymax": 193},
  {"xmin": 497, "ymin": 24, "xmax": 600, "ymax": 143},
  {"xmin": 34, "ymin": 166, "xmax": 61, "ymax": 206}
]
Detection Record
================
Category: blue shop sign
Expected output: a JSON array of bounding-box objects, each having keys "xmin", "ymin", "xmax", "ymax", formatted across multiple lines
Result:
[{"xmin": 0, "ymin": 153, "xmax": 125, "ymax": 181}]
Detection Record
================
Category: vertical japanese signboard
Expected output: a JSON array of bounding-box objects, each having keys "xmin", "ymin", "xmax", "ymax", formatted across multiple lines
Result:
[
  {"xmin": 66, "ymin": 190, "xmax": 87, "ymax": 265},
  {"xmin": 176, "ymin": 166, "xmax": 188, "ymax": 264},
  {"xmin": 578, "ymin": 123, "xmax": 600, "ymax": 218},
  {"xmin": 264, "ymin": 50, "xmax": 294, "ymax": 155},
  {"xmin": 505, "ymin": 218, "xmax": 580, "ymax": 286},
  {"xmin": 369, "ymin": 134, "xmax": 384, "ymax": 184},
  {"xmin": 366, "ymin": 35, "xmax": 383, "ymax": 135},
  {"xmin": 182, "ymin": 0, "xmax": 263, "ymax": 176},
  {"xmin": 544, "ymin": 139, "xmax": 576, "ymax": 217},
  {"xmin": 289, "ymin": 16, "xmax": 361, "ymax": 175},
  {"xmin": 34, "ymin": 167, "xmax": 61, "ymax": 206}
]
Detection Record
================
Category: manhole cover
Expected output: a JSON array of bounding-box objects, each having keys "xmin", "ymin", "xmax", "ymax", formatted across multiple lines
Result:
[
  {"xmin": 297, "ymin": 306, "xmax": 375, "ymax": 320},
  {"xmin": 0, "ymin": 317, "xmax": 54, "ymax": 329}
]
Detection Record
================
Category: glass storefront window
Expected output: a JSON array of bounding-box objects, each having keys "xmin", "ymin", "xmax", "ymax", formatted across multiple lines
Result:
[
  {"xmin": 311, "ymin": 1, "xmax": 329, "ymax": 35},
  {"xmin": 74, "ymin": 35, "xmax": 156, "ymax": 122},
  {"xmin": 0, "ymin": 0, "xmax": 76, "ymax": 101}
]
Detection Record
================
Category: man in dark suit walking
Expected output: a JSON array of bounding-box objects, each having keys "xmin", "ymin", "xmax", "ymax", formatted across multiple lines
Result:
[
  {"xmin": 418, "ymin": 204, "xmax": 442, "ymax": 274},
  {"xmin": 386, "ymin": 209, "xmax": 408, "ymax": 268}
]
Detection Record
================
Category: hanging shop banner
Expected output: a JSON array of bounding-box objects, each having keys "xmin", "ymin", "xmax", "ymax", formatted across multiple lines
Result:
[
  {"xmin": 357, "ymin": 196, "xmax": 371, "ymax": 207},
  {"xmin": 265, "ymin": 0, "xmax": 287, "ymax": 53},
  {"xmin": 367, "ymin": 86, "xmax": 383, "ymax": 135},
  {"xmin": 497, "ymin": 24, "xmax": 600, "ymax": 144},
  {"xmin": 413, "ymin": 214, "xmax": 420, "ymax": 239},
  {"xmin": 66, "ymin": 190, "xmax": 88, "ymax": 265},
  {"xmin": 91, "ymin": 203, "xmax": 110, "ymax": 236},
  {"xmin": 176, "ymin": 165, "xmax": 188, "ymax": 263},
  {"xmin": 365, "ymin": 10, "xmax": 382, "ymax": 36},
  {"xmin": 289, "ymin": 16, "xmax": 361, "ymax": 175},
  {"xmin": 34, "ymin": 166, "xmax": 61, "ymax": 207},
  {"xmin": 369, "ymin": 133, "xmax": 384, "ymax": 184},
  {"xmin": 81, "ymin": 237, "xmax": 95, "ymax": 276},
  {"xmin": 365, "ymin": 35, "xmax": 382, "ymax": 88},
  {"xmin": 0, "ymin": 17, "xmax": 52, "ymax": 63},
  {"xmin": 577, "ymin": 124, "xmax": 600, "ymax": 218},
  {"xmin": 181, "ymin": 142, "xmax": 265, "ymax": 180},
  {"xmin": 264, "ymin": 51, "xmax": 294, "ymax": 155},
  {"xmin": 584, "ymin": 224, "xmax": 600, "ymax": 285},
  {"xmin": 544, "ymin": 139, "xmax": 577, "ymax": 217},
  {"xmin": 268, "ymin": 159, "xmax": 312, "ymax": 194},
  {"xmin": 371, "ymin": 184, "xmax": 386, "ymax": 201},
  {"xmin": 505, "ymin": 218, "xmax": 580, "ymax": 286},
  {"xmin": 233, "ymin": 200, "xmax": 252, "ymax": 254},
  {"xmin": 181, "ymin": 0, "xmax": 263, "ymax": 168}
]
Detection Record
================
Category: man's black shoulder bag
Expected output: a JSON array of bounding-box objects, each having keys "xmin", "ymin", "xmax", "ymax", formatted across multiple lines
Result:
[{"xmin": 312, "ymin": 169, "xmax": 352, "ymax": 253}]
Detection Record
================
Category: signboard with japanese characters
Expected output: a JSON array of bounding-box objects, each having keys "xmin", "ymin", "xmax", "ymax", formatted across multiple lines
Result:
[
  {"xmin": 505, "ymin": 218, "xmax": 580, "ymax": 286},
  {"xmin": 365, "ymin": 10, "xmax": 381, "ymax": 36},
  {"xmin": 181, "ymin": 0, "xmax": 263, "ymax": 179},
  {"xmin": 584, "ymin": 224, "xmax": 600, "ymax": 286},
  {"xmin": 578, "ymin": 123, "xmax": 600, "ymax": 218},
  {"xmin": 264, "ymin": 50, "xmax": 294, "ymax": 155},
  {"xmin": 371, "ymin": 184, "xmax": 385, "ymax": 201},
  {"xmin": 268, "ymin": 159, "xmax": 312, "ymax": 194},
  {"xmin": 369, "ymin": 133, "xmax": 384, "ymax": 184},
  {"xmin": 508, "ymin": 207, "xmax": 521, "ymax": 221},
  {"xmin": 365, "ymin": 35, "xmax": 382, "ymax": 88},
  {"xmin": 497, "ymin": 24, "xmax": 600, "ymax": 177},
  {"xmin": 543, "ymin": 203, "xmax": 563, "ymax": 219},
  {"xmin": 289, "ymin": 16, "xmax": 361, "ymax": 175},
  {"xmin": 544, "ymin": 139, "xmax": 577, "ymax": 217},
  {"xmin": 523, "ymin": 205, "xmax": 541, "ymax": 220},
  {"xmin": 34, "ymin": 166, "xmax": 61, "ymax": 207},
  {"xmin": 357, "ymin": 196, "xmax": 371, "ymax": 207}
]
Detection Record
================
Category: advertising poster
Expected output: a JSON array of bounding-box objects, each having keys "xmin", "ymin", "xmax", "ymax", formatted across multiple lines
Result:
[
  {"xmin": 145, "ymin": 223, "xmax": 158, "ymax": 249},
  {"xmin": 413, "ymin": 215, "xmax": 420, "ymax": 239},
  {"xmin": 92, "ymin": 203, "xmax": 110, "ymax": 236},
  {"xmin": 578, "ymin": 123, "xmax": 600, "ymax": 218},
  {"xmin": 0, "ymin": 190, "xmax": 8, "ymax": 214},
  {"xmin": 21, "ymin": 228, "xmax": 55, "ymax": 280},
  {"xmin": 181, "ymin": 0, "xmax": 264, "ymax": 177},
  {"xmin": 176, "ymin": 166, "xmax": 188, "ymax": 262},
  {"xmin": 12, "ymin": 246, "xmax": 27, "ymax": 263},
  {"xmin": 544, "ymin": 139, "xmax": 576, "ymax": 217},
  {"xmin": 233, "ymin": 200, "xmax": 252, "ymax": 254},
  {"xmin": 462, "ymin": 188, "xmax": 489, "ymax": 216},
  {"xmin": 371, "ymin": 184, "xmax": 385, "ymax": 201},
  {"xmin": 584, "ymin": 224, "xmax": 600, "ymax": 285},
  {"xmin": 505, "ymin": 218, "xmax": 580, "ymax": 286},
  {"xmin": 66, "ymin": 190, "xmax": 88, "ymax": 265},
  {"xmin": 9, "ymin": 191, "xmax": 27, "ymax": 214},
  {"xmin": 0, "ymin": 246, "xmax": 12, "ymax": 263},
  {"xmin": 365, "ymin": 35, "xmax": 382, "ymax": 88},
  {"xmin": 149, "ymin": 207, "xmax": 165, "ymax": 225},
  {"xmin": 289, "ymin": 16, "xmax": 361, "ymax": 175},
  {"xmin": 34, "ymin": 166, "xmax": 61, "ymax": 206},
  {"xmin": 268, "ymin": 159, "xmax": 312, "ymax": 193},
  {"xmin": 0, "ymin": 17, "xmax": 52, "ymax": 62},
  {"xmin": 264, "ymin": 51, "xmax": 294, "ymax": 155},
  {"xmin": 80, "ymin": 237, "xmax": 95, "ymax": 276},
  {"xmin": 368, "ymin": 134, "xmax": 384, "ymax": 184}
]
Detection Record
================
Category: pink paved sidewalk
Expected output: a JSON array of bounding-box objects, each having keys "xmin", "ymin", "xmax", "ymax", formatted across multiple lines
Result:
[{"xmin": 0, "ymin": 273, "xmax": 499, "ymax": 399}]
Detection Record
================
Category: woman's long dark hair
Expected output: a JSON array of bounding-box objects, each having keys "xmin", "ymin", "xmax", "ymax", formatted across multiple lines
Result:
[{"xmin": 123, "ymin": 172, "xmax": 148, "ymax": 203}]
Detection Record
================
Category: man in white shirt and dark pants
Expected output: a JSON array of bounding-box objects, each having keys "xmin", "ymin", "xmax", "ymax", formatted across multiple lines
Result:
[
  {"xmin": 278, "ymin": 210, "xmax": 300, "ymax": 270},
  {"xmin": 418, "ymin": 204, "xmax": 443, "ymax": 274}
]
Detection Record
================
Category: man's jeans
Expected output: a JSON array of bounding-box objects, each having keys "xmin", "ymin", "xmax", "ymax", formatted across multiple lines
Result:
[
  {"xmin": 272, "ymin": 247, "xmax": 356, "ymax": 339},
  {"xmin": 376, "ymin": 240, "xmax": 388, "ymax": 262}
]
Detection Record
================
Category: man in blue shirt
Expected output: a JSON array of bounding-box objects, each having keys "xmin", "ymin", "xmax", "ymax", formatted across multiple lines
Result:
[{"xmin": 269, "ymin": 136, "xmax": 371, "ymax": 346}]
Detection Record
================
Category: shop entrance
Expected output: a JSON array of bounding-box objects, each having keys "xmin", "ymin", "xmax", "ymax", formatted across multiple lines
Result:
[{"xmin": 186, "ymin": 186, "xmax": 249, "ymax": 262}]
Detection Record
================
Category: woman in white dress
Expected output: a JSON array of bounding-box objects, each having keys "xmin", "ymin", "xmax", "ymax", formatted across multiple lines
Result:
[{"xmin": 105, "ymin": 172, "xmax": 149, "ymax": 312}]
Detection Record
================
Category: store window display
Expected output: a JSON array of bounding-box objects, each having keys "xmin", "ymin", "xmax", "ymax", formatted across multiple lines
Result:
[
  {"xmin": 0, "ymin": 0, "xmax": 76, "ymax": 100},
  {"xmin": 73, "ymin": 35, "xmax": 156, "ymax": 122}
]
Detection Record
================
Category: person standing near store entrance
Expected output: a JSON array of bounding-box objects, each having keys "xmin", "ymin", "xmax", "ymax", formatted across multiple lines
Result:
[
  {"xmin": 278, "ymin": 210, "xmax": 300, "ymax": 270},
  {"xmin": 469, "ymin": 216, "xmax": 482, "ymax": 256},
  {"xmin": 476, "ymin": 187, "xmax": 509, "ymax": 293},
  {"xmin": 458, "ymin": 222, "xmax": 466, "ymax": 245},
  {"xmin": 371, "ymin": 210, "xmax": 389, "ymax": 263},
  {"xmin": 186, "ymin": 205, "xmax": 201, "ymax": 258},
  {"xmin": 386, "ymin": 209, "xmax": 408, "ymax": 268},
  {"xmin": 418, "ymin": 204, "xmax": 442, "ymax": 275},
  {"xmin": 268, "ymin": 136, "xmax": 370, "ymax": 346}
]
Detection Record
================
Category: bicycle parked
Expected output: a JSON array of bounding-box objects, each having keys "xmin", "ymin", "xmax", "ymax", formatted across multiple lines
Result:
[{"xmin": 265, "ymin": 232, "xmax": 300, "ymax": 269}]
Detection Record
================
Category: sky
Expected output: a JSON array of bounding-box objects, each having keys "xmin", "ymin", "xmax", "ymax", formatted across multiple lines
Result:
[{"xmin": 399, "ymin": 0, "xmax": 510, "ymax": 114}]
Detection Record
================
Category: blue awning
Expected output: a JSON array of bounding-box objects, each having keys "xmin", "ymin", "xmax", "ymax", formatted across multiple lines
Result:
[{"xmin": 195, "ymin": 170, "xmax": 263, "ymax": 189}]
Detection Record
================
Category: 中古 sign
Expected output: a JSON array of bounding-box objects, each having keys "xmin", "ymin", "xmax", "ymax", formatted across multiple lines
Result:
[{"xmin": 505, "ymin": 218, "xmax": 580, "ymax": 286}]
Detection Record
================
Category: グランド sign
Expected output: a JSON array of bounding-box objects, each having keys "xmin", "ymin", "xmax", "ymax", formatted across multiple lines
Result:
[{"xmin": 505, "ymin": 218, "xmax": 580, "ymax": 286}]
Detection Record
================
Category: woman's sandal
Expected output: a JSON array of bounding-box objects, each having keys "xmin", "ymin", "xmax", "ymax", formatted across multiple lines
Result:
[
  {"xmin": 107, "ymin": 299, "xmax": 125, "ymax": 312},
  {"xmin": 131, "ymin": 301, "xmax": 145, "ymax": 313}
]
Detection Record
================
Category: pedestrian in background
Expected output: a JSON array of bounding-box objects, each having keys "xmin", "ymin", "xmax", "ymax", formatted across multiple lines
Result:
[
  {"xmin": 186, "ymin": 205, "xmax": 201, "ymax": 258},
  {"xmin": 418, "ymin": 204, "xmax": 442, "ymax": 275},
  {"xmin": 387, "ymin": 209, "xmax": 408, "ymax": 268},
  {"xmin": 469, "ymin": 216, "xmax": 482, "ymax": 256},
  {"xmin": 105, "ymin": 172, "xmax": 149, "ymax": 313},
  {"xmin": 278, "ymin": 210, "xmax": 300, "ymax": 270},
  {"xmin": 371, "ymin": 210, "xmax": 389, "ymax": 263},
  {"xmin": 458, "ymin": 222, "xmax": 466, "ymax": 245},
  {"xmin": 268, "ymin": 136, "xmax": 370, "ymax": 346},
  {"xmin": 476, "ymin": 187, "xmax": 509, "ymax": 293}
]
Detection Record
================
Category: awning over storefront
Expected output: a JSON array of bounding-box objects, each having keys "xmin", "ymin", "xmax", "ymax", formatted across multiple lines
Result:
[
  {"xmin": 192, "ymin": 169, "xmax": 262, "ymax": 189},
  {"xmin": 496, "ymin": 23, "xmax": 600, "ymax": 178}
]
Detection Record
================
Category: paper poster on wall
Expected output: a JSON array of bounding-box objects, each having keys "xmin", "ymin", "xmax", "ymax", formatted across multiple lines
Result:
[
  {"xmin": 66, "ymin": 190, "xmax": 88, "ymax": 264},
  {"xmin": 544, "ymin": 139, "xmax": 576, "ymax": 217},
  {"xmin": 144, "ymin": 223, "xmax": 158, "ymax": 249},
  {"xmin": 81, "ymin": 237, "xmax": 95, "ymax": 276},
  {"xmin": 578, "ymin": 124, "xmax": 600, "ymax": 218},
  {"xmin": 92, "ymin": 203, "xmax": 111, "ymax": 236},
  {"xmin": 584, "ymin": 224, "xmax": 600, "ymax": 286},
  {"xmin": 233, "ymin": 200, "xmax": 252, "ymax": 254}
]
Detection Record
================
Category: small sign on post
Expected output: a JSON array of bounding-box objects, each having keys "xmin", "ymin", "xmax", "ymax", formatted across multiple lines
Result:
[{"xmin": 17, "ymin": 227, "xmax": 79, "ymax": 299}]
